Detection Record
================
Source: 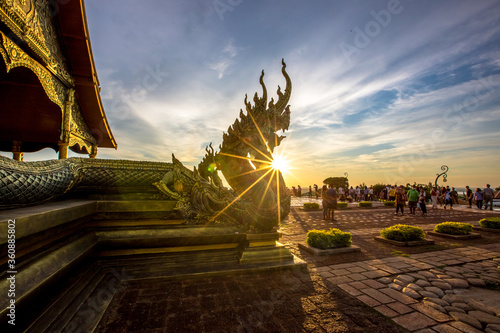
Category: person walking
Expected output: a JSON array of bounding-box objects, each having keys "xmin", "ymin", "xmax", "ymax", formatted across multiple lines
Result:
[
  {"xmin": 419, "ymin": 187, "xmax": 427, "ymax": 216},
  {"xmin": 431, "ymin": 187, "xmax": 438, "ymax": 209},
  {"xmin": 483, "ymin": 184, "xmax": 494, "ymax": 210},
  {"xmin": 440, "ymin": 187, "xmax": 446, "ymax": 206},
  {"xmin": 407, "ymin": 186, "xmax": 419, "ymax": 215},
  {"xmin": 443, "ymin": 188, "xmax": 453, "ymax": 210},
  {"xmin": 451, "ymin": 187, "xmax": 459, "ymax": 204},
  {"xmin": 395, "ymin": 186, "xmax": 406, "ymax": 216},
  {"xmin": 475, "ymin": 188, "xmax": 484, "ymax": 209},
  {"xmin": 465, "ymin": 186, "xmax": 473, "ymax": 208}
]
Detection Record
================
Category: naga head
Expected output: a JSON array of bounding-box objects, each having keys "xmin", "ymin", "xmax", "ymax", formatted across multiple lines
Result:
[
  {"xmin": 213, "ymin": 59, "xmax": 292, "ymax": 232},
  {"xmin": 171, "ymin": 60, "xmax": 292, "ymax": 232}
]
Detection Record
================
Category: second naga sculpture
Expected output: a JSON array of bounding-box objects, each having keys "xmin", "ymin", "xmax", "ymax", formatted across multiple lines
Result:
[
  {"xmin": 0, "ymin": 60, "xmax": 292, "ymax": 232},
  {"xmin": 155, "ymin": 59, "xmax": 292, "ymax": 232}
]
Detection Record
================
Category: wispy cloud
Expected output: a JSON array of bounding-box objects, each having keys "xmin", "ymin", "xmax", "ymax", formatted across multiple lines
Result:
[{"xmin": 208, "ymin": 39, "xmax": 239, "ymax": 79}]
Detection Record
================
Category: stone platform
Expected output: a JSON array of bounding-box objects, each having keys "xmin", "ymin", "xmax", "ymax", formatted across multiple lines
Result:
[{"xmin": 0, "ymin": 200, "xmax": 304, "ymax": 331}]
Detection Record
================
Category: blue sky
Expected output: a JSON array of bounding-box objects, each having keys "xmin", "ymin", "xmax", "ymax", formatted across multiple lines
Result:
[{"xmin": 7, "ymin": 0, "xmax": 500, "ymax": 188}]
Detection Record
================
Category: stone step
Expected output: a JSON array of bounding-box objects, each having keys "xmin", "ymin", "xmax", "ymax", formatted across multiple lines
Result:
[
  {"xmin": 54, "ymin": 270, "xmax": 115, "ymax": 333},
  {"xmin": 25, "ymin": 261, "xmax": 104, "ymax": 332},
  {"xmin": 100, "ymin": 248, "xmax": 241, "ymax": 279}
]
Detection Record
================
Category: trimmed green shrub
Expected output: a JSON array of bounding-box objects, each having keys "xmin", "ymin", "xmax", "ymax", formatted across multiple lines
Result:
[
  {"xmin": 303, "ymin": 202, "xmax": 320, "ymax": 210},
  {"xmin": 306, "ymin": 228, "xmax": 352, "ymax": 249},
  {"xmin": 337, "ymin": 202, "xmax": 348, "ymax": 209},
  {"xmin": 380, "ymin": 224, "xmax": 425, "ymax": 241},
  {"xmin": 384, "ymin": 201, "xmax": 395, "ymax": 207},
  {"xmin": 479, "ymin": 217, "xmax": 500, "ymax": 229},
  {"xmin": 434, "ymin": 222, "xmax": 473, "ymax": 235},
  {"xmin": 358, "ymin": 201, "xmax": 372, "ymax": 208}
]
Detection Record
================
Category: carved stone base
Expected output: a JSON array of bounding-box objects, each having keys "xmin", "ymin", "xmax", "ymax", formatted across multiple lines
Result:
[{"xmin": 239, "ymin": 232, "xmax": 294, "ymax": 264}]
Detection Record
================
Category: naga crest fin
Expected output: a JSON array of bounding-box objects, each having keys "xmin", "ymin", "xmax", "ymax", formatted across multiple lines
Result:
[{"xmin": 274, "ymin": 58, "xmax": 292, "ymax": 114}]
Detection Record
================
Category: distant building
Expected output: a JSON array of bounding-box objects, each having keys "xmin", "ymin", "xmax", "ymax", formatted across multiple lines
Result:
[{"xmin": 0, "ymin": 0, "xmax": 116, "ymax": 159}]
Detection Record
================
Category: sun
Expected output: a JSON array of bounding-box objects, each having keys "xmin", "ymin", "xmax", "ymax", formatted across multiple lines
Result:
[{"xmin": 270, "ymin": 153, "xmax": 289, "ymax": 173}]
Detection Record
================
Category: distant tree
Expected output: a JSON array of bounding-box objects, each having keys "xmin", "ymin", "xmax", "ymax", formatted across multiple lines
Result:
[
  {"xmin": 372, "ymin": 183, "xmax": 386, "ymax": 195},
  {"xmin": 323, "ymin": 177, "xmax": 349, "ymax": 190}
]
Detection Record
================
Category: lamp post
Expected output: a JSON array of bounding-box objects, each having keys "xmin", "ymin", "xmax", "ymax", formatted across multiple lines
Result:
[{"xmin": 434, "ymin": 165, "xmax": 449, "ymax": 188}]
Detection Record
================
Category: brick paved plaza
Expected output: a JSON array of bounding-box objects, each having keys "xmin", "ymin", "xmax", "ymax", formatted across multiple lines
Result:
[{"xmin": 97, "ymin": 206, "xmax": 500, "ymax": 332}]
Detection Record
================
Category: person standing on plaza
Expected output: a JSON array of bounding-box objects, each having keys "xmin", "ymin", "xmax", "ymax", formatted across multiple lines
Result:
[
  {"xmin": 389, "ymin": 186, "xmax": 396, "ymax": 201},
  {"xmin": 466, "ymin": 186, "xmax": 473, "ymax": 208},
  {"xmin": 419, "ymin": 187, "xmax": 427, "ymax": 216},
  {"xmin": 440, "ymin": 186, "xmax": 447, "ymax": 206},
  {"xmin": 326, "ymin": 184, "xmax": 338, "ymax": 221},
  {"xmin": 483, "ymin": 184, "xmax": 494, "ymax": 210},
  {"xmin": 380, "ymin": 189, "xmax": 386, "ymax": 200},
  {"xmin": 369, "ymin": 186, "xmax": 373, "ymax": 201},
  {"xmin": 407, "ymin": 185, "xmax": 419, "ymax": 215},
  {"xmin": 475, "ymin": 188, "xmax": 484, "ymax": 209},
  {"xmin": 314, "ymin": 184, "xmax": 319, "ymax": 199},
  {"xmin": 338, "ymin": 186, "xmax": 344, "ymax": 201},
  {"xmin": 395, "ymin": 186, "xmax": 406, "ymax": 216},
  {"xmin": 451, "ymin": 187, "xmax": 458, "ymax": 204},
  {"xmin": 443, "ymin": 188, "xmax": 453, "ymax": 209},
  {"xmin": 321, "ymin": 185, "xmax": 328, "ymax": 220},
  {"xmin": 431, "ymin": 187, "xmax": 438, "ymax": 209},
  {"xmin": 355, "ymin": 186, "xmax": 361, "ymax": 201},
  {"xmin": 297, "ymin": 185, "xmax": 302, "ymax": 198},
  {"xmin": 308, "ymin": 185, "xmax": 312, "ymax": 198}
]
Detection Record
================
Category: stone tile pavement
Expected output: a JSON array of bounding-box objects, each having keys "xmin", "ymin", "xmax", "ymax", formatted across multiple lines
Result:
[
  {"xmin": 97, "ymin": 267, "xmax": 407, "ymax": 332},
  {"xmin": 317, "ymin": 244, "xmax": 500, "ymax": 332},
  {"xmin": 96, "ymin": 206, "xmax": 500, "ymax": 332}
]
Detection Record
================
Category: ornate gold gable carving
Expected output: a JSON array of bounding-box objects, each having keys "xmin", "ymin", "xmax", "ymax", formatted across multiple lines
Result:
[
  {"xmin": 0, "ymin": 31, "xmax": 98, "ymax": 157},
  {"xmin": 69, "ymin": 102, "xmax": 98, "ymax": 154},
  {"xmin": 0, "ymin": 0, "xmax": 73, "ymax": 86},
  {"xmin": 0, "ymin": 30, "xmax": 66, "ymax": 110}
]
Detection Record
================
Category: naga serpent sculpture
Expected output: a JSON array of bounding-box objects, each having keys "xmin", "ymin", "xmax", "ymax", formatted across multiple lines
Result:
[{"xmin": 0, "ymin": 60, "xmax": 292, "ymax": 232}]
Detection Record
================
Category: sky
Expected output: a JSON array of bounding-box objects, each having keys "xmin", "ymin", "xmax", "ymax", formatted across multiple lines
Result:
[{"xmin": 6, "ymin": 0, "xmax": 500, "ymax": 189}]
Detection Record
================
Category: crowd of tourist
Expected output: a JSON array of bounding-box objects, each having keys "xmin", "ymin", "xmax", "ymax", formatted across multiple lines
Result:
[{"xmin": 289, "ymin": 183, "xmax": 497, "ymax": 216}]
